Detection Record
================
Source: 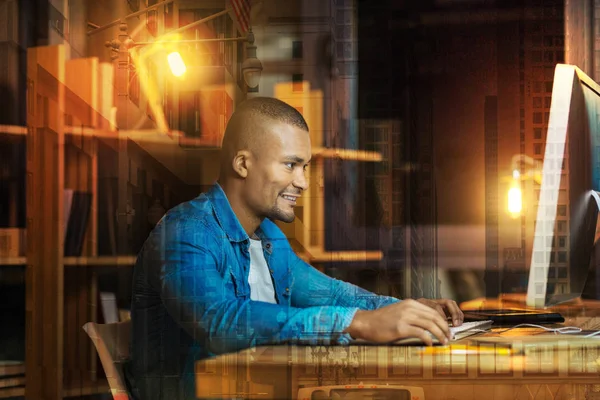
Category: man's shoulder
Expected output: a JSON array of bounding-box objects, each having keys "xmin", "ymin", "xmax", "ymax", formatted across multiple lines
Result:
[
  {"xmin": 137, "ymin": 195, "xmax": 227, "ymax": 273},
  {"xmin": 165, "ymin": 194, "xmax": 211, "ymax": 222},
  {"xmin": 157, "ymin": 194, "xmax": 223, "ymax": 241}
]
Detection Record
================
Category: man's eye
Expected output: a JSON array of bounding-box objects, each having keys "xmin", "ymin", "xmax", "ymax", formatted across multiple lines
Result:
[
  {"xmin": 303, "ymin": 165, "xmax": 309, "ymax": 171},
  {"xmin": 285, "ymin": 162, "xmax": 294, "ymax": 169}
]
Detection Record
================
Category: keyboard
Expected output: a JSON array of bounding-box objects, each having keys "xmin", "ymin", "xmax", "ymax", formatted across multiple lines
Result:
[
  {"xmin": 396, "ymin": 320, "xmax": 493, "ymax": 345},
  {"xmin": 448, "ymin": 320, "xmax": 494, "ymax": 341},
  {"xmin": 351, "ymin": 320, "xmax": 494, "ymax": 346}
]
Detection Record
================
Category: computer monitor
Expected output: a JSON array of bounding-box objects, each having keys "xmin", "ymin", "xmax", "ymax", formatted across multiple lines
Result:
[{"xmin": 526, "ymin": 64, "xmax": 600, "ymax": 307}]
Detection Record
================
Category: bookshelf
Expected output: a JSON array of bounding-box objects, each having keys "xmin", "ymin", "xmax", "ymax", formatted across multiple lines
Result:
[
  {"xmin": 1, "ymin": 44, "xmax": 199, "ymax": 400},
  {"xmin": 0, "ymin": 387, "xmax": 24, "ymax": 399},
  {"xmin": 23, "ymin": 45, "xmax": 101, "ymax": 400},
  {"xmin": 13, "ymin": 41, "xmax": 216, "ymax": 399}
]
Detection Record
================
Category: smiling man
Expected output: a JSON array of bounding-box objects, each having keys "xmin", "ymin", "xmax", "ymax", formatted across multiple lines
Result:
[{"xmin": 126, "ymin": 97, "xmax": 463, "ymax": 400}]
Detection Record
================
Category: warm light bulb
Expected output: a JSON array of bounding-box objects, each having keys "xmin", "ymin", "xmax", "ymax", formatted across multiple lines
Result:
[
  {"xmin": 508, "ymin": 186, "xmax": 522, "ymax": 214},
  {"xmin": 167, "ymin": 51, "xmax": 186, "ymax": 77}
]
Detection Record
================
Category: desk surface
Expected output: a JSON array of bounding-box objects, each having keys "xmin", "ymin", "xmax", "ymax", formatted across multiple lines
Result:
[
  {"xmin": 461, "ymin": 295, "xmax": 600, "ymax": 315},
  {"xmin": 196, "ymin": 298, "xmax": 600, "ymax": 400}
]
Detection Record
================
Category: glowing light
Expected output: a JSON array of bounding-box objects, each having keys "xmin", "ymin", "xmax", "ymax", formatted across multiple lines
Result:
[
  {"xmin": 167, "ymin": 51, "xmax": 186, "ymax": 77},
  {"xmin": 508, "ymin": 186, "xmax": 522, "ymax": 214}
]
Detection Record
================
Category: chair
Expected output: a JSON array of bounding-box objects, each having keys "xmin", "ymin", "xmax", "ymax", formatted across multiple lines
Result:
[{"xmin": 82, "ymin": 320, "xmax": 131, "ymax": 400}]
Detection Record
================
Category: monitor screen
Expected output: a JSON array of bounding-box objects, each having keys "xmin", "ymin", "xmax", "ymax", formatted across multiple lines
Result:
[{"xmin": 527, "ymin": 64, "xmax": 600, "ymax": 307}]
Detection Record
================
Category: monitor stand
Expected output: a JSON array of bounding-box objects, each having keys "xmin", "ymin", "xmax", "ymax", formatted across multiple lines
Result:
[{"xmin": 581, "ymin": 230, "xmax": 600, "ymax": 300}]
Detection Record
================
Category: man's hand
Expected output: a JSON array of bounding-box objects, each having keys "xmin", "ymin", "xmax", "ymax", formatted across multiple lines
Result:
[
  {"xmin": 416, "ymin": 298, "xmax": 464, "ymax": 327},
  {"xmin": 344, "ymin": 299, "xmax": 452, "ymax": 346}
]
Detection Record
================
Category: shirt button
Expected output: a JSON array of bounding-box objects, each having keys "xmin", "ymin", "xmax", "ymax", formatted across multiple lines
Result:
[
  {"xmin": 270, "ymin": 269, "xmax": 274, "ymax": 273},
  {"xmin": 285, "ymin": 288, "xmax": 290, "ymax": 292}
]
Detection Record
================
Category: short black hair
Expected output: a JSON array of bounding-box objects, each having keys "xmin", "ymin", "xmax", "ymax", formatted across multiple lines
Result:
[
  {"xmin": 219, "ymin": 97, "xmax": 310, "ymax": 179},
  {"xmin": 234, "ymin": 97, "xmax": 308, "ymax": 131}
]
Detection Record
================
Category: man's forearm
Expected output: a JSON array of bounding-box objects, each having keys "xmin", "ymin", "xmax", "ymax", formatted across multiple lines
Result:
[
  {"xmin": 166, "ymin": 295, "xmax": 361, "ymax": 354},
  {"xmin": 343, "ymin": 309, "xmax": 367, "ymax": 339}
]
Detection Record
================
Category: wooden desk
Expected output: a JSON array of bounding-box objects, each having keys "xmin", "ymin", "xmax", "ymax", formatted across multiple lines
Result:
[
  {"xmin": 461, "ymin": 295, "xmax": 600, "ymax": 315},
  {"xmin": 195, "ymin": 299, "xmax": 600, "ymax": 400},
  {"xmin": 462, "ymin": 295, "xmax": 600, "ymax": 332}
]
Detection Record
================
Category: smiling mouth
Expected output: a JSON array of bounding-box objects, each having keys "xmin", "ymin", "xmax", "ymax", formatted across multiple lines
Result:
[{"xmin": 280, "ymin": 194, "xmax": 298, "ymax": 203}]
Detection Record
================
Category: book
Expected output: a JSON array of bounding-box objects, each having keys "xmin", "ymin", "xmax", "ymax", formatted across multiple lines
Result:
[
  {"xmin": 63, "ymin": 189, "xmax": 74, "ymax": 242},
  {"xmin": 0, "ymin": 360, "xmax": 24, "ymax": 377},
  {"xmin": 0, "ymin": 376, "xmax": 25, "ymax": 389},
  {"xmin": 100, "ymin": 292, "xmax": 119, "ymax": 324},
  {"xmin": 98, "ymin": 177, "xmax": 117, "ymax": 256},
  {"xmin": 64, "ymin": 191, "xmax": 92, "ymax": 257}
]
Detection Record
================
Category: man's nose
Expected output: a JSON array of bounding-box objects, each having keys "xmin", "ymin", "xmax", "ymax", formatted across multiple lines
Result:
[{"xmin": 293, "ymin": 170, "xmax": 309, "ymax": 191}]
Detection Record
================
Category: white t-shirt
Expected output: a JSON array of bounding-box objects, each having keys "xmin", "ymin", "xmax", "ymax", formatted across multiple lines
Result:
[{"xmin": 248, "ymin": 238, "xmax": 277, "ymax": 304}]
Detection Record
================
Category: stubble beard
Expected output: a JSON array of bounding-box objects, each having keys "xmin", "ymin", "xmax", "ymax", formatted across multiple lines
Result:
[{"xmin": 268, "ymin": 203, "xmax": 295, "ymax": 223}]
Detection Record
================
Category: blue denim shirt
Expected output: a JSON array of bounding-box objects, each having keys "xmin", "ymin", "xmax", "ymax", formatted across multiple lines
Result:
[{"xmin": 127, "ymin": 183, "xmax": 398, "ymax": 400}]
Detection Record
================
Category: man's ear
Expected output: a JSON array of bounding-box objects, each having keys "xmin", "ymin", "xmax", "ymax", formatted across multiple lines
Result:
[{"xmin": 232, "ymin": 150, "xmax": 251, "ymax": 178}]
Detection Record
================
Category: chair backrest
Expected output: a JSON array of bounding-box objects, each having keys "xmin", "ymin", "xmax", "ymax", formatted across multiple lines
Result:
[{"xmin": 83, "ymin": 320, "xmax": 131, "ymax": 400}]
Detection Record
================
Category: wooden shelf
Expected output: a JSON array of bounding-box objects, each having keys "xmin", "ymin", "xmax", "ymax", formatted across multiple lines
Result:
[
  {"xmin": 0, "ymin": 257, "xmax": 26, "ymax": 266},
  {"xmin": 303, "ymin": 249, "xmax": 383, "ymax": 263},
  {"xmin": 0, "ymin": 125, "xmax": 27, "ymax": 136},
  {"xmin": 0, "ymin": 257, "xmax": 138, "ymax": 267},
  {"xmin": 312, "ymin": 147, "xmax": 382, "ymax": 162},
  {"xmin": 2, "ymin": 125, "xmax": 383, "ymax": 162},
  {"xmin": 0, "ymin": 386, "xmax": 24, "ymax": 398},
  {"xmin": 0, "ymin": 378, "xmax": 109, "ymax": 398},
  {"xmin": 63, "ymin": 378, "xmax": 109, "ymax": 398},
  {"xmin": 64, "ymin": 125, "xmax": 219, "ymax": 148},
  {"xmin": 64, "ymin": 256, "xmax": 137, "ymax": 266},
  {"xmin": 1, "ymin": 125, "xmax": 383, "ymax": 163}
]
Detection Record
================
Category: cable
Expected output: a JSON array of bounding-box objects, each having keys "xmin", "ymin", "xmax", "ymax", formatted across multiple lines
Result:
[
  {"xmin": 447, "ymin": 325, "xmax": 600, "ymax": 342},
  {"xmin": 468, "ymin": 328, "xmax": 493, "ymax": 334},
  {"xmin": 489, "ymin": 323, "xmax": 582, "ymax": 335},
  {"xmin": 583, "ymin": 330, "xmax": 600, "ymax": 338},
  {"xmin": 456, "ymin": 323, "xmax": 600, "ymax": 340}
]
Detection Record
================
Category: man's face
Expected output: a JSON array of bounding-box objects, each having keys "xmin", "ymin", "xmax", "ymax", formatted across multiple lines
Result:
[{"xmin": 245, "ymin": 122, "xmax": 311, "ymax": 223}]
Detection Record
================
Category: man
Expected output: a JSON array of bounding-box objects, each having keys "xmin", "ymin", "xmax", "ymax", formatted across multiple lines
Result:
[{"xmin": 127, "ymin": 97, "xmax": 463, "ymax": 399}]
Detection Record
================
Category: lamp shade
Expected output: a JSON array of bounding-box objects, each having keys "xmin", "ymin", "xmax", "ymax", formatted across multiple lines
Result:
[{"xmin": 241, "ymin": 56, "xmax": 262, "ymax": 88}]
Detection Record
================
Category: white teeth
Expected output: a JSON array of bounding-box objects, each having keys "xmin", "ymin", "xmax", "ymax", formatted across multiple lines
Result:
[{"xmin": 282, "ymin": 195, "xmax": 296, "ymax": 201}]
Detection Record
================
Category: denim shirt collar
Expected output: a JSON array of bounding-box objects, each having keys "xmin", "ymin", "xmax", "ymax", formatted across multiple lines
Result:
[{"xmin": 206, "ymin": 182, "xmax": 270, "ymax": 244}]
